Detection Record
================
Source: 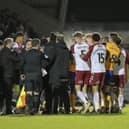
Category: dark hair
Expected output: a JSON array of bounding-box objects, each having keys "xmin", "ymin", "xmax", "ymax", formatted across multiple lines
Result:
[
  {"xmin": 16, "ymin": 32, "xmax": 24, "ymax": 37},
  {"xmin": 50, "ymin": 32, "xmax": 56, "ymax": 42},
  {"xmin": 115, "ymin": 37, "xmax": 121, "ymax": 45},
  {"xmin": 32, "ymin": 38, "xmax": 41, "ymax": 47},
  {"xmin": 25, "ymin": 38, "xmax": 32, "ymax": 43},
  {"xmin": 92, "ymin": 33, "xmax": 101, "ymax": 41},
  {"xmin": 109, "ymin": 33, "xmax": 121, "ymax": 45},
  {"xmin": 73, "ymin": 32, "xmax": 83, "ymax": 38},
  {"xmin": 56, "ymin": 32, "xmax": 64, "ymax": 42},
  {"xmin": 25, "ymin": 38, "xmax": 32, "ymax": 45},
  {"xmin": 109, "ymin": 33, "xmax": 118, "ymax": 37}
]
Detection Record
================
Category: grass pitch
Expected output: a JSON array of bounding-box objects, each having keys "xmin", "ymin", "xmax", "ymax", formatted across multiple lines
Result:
[{"xmin": 0, "ymin": 105, "xmax": 129, "ymax": 129}]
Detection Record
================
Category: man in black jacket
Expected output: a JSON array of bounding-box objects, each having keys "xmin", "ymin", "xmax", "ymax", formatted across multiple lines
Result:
[
  {"xmin": 43, "ymin": 33, "xmax": 70, "ymax": 114},
  {"xmin": 20, "ymin": 38, "xmax": 43, "ymax": 115},
  {"xmin": 0, "ymin": 40, "xmax": 4, "ymax": 114},
  {"xmin": 0, "ymin": 38, "xmax": 20, "ymax": 114},
  {"xmin": 42, "ymin": 33, "xmax": 57, "ymax": 114}
]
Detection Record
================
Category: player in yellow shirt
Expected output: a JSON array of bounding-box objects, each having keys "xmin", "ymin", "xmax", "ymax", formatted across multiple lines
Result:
[{"xmin": 104, "ymin": 33, "xmax": 121, "ymax": 113}]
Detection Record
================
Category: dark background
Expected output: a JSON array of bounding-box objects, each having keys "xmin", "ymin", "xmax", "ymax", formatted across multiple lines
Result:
[{"xmin": 67, "ymin": 0, "xmax": 129, "ymax": 22}]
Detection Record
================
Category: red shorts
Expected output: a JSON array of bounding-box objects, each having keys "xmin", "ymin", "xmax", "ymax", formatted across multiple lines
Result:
[
  {"xmin": 75, "ymin": 71, "xmax": 90, "ymax": 85},
  {"xmin": 113, "ymin": 75, "xmax": 125, "ymax": 88},
  {"xmin": 89, "ymin": 73, "xmax": 105, "ymax": 87}
]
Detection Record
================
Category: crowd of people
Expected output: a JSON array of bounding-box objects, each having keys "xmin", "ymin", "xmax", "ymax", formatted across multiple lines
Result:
[
  {"xmin": 0, "ymin": 8, "xmax": 37, "ymax": 40},
  {"xmin": 0, "ymin": 31, "xmax": 129, "ymax": 116}
]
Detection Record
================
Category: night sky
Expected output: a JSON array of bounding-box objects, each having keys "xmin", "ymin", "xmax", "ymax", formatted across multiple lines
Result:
[{"xmin": 67, "ymin": 0, "xmax": 129, "ymax": 22}]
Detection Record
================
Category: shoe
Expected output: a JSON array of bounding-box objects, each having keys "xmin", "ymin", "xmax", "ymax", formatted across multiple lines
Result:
[
  {"xmin": 119, "ymin": 108, "xmax": 122, "ymax": 114},
  {"xmin": 72, "ymin": 108, "xmax": 79, "ymax": 113},
  {"xmin": 105, "ymin": 108, "xmax": 111, "ymax": 114},
  {"xmin": 59, "ymin": 108, "xmax": 65, "ymax": 114},
  {"xmin": 0, "ymin": 112, "xmax": 5, "ymax": 116},
  {"xmin": 96, "ymin": 109, "xmax": 101, "ymax": 114},
  {"xmin": 111, "ymin": 107, "xmax": 119, "ymax": 113},
  {"xmin": 88, "ymin": 105, "xmax": 94, "ymax": 113},
  {"xmin": 101, "ymin": 107, "xmax": 106, "ymax": 113},
  {"xmin": 81, "ymin": 102, "xmax": 90, "ymax": 114},
  {"xmin": 30, "ymin": 112, "xmax": 35, "ymax": 115}
]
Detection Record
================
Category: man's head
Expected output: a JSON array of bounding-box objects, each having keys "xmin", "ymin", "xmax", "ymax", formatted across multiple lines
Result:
[
  {"xmin": 108, "ymin": 33, "xmax": 118, "ymax": 42},
  {"xmin": 32, "ymin": 38, "xmax": 41, "ymax": 49},
  {"xmin": 4, "ymin": 38, "xmax": 14, "ymax": 49},
  {"xmin": 50, "ymin": 32, "xmax": 56, "ymax": 42},
  {"xmin": 73, "ymin": 31, "xmax": 83, "ymax": 43},
  {"xmin": 56, "ymin": 32, "xmax": 64, "ymax": 42},
  {"xmin": 15, "ymin": 32, "xmax": 24, "ymax": 44},
  {"xmin": 25, "ymin": 39, "xmax": 32, "ymax": 51},
  {"xmin": 92, "ymin": 33, "xmax": 101, "ymax": 44},
  {"xmin": 85, "ymin": 33, "xmax": 93, "ymax": 45},
  {"xmin": 109, "ymin": 33, "xmax": 121, "ymax": 45}
]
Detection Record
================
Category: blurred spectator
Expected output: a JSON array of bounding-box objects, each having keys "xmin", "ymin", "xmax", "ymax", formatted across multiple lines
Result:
[
  {"xmin": 13, "ymin": 32, "xmax": 25, "ymax": 54},
  {"xmin": 0, "ymin": 40, "xmax": 4, "ymax": 114},
  {"xmin": 0, "ymin": 38, "xmax": 20, "ymax": 114},
  {"xmin": 0, "ymin": 8, "xmax": 37, "ymax": 40}
]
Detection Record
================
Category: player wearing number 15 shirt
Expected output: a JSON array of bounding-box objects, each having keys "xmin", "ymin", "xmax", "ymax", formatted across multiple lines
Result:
[
  {"xmin": 82, "ymin": 33, "xmax": 107, "ymax": 87},
  {"xmin": 81, "ymin": 33, "xmax": 107, "ymax": 112}
]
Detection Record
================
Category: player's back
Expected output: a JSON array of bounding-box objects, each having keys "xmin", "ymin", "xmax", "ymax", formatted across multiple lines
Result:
[
  {"xmin": 105, "ymin": 42, "xmax": 120, "ymax": 71},
  {"xmin": 74, "ymin": 42, "xmax": 90, "ymax": 71},
  {"xmin": 91, "ymin": 43, "xmax": 106, "ymax": 73},
  {"xmin": 114, "ymin": 48, "xmax": 126, "ymax": 75}
]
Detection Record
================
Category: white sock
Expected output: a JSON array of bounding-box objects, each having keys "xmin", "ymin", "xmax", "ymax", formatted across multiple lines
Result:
[
  {"xmin": 93, "ymin": 92, "xmax": 100, "ymax": 112},
  {"xmin": 77, "ymin": 91, "xmax": 87, "ymax": 105},
  {"xmin": 118, "ymin": 95, "xmax": 124, "ymax": 109},
  {"xmin": 101, "ymin": 98, "xmax": 105, "ymax": 107},
  {"xmin": 83, "ymin": 92, "xmax": 88, "ymax": 100}
]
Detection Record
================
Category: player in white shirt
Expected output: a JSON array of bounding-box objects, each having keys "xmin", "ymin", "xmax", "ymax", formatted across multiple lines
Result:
[
  {"xmin": 81, "ymin": 33, "xmax": 107, "ymax": 113},
  {"xmin": 85, "ymin": 33, "xmax": 94, "ymax": 46},
  {"xmin": 71, "ymin": 32, "xmax": 90, "ymax": 113},
  {"xmin": 113, "ymin": 46, "xmax": 129, "ymax": 112}
]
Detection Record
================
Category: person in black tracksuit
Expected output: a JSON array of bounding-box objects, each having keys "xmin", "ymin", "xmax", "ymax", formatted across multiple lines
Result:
[
  {"xmin": 42, "ymin": 33, "xmax": 57, "ymax": 114},
  {"xmin": 43, "ymin": 33, "xmax": 70, "ymax": 114},
  {"xmin": 0, "ymin": 38, "xmax": 20, "ymax": 114},
  {"xmin": 20, "ymin": 38, "xmax": 43, "ymax": 115}
]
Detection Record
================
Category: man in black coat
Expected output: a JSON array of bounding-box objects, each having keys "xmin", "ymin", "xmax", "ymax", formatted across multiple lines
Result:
[
  {"xmin": 42, "ymin": 33, "xmax": 57, "ymax": 114},
  {"xmin": 0, "ymin": 38, "xmax": 20, "ymax": 114},
  {"xmin": 43, "ymin": 33, "xmax": 70, "ymax": 114},
  {"xmin": 0, "ymin": 40, "xmax": 4, "ymax": 114},
  {"xmin": 20, "ymin": 38, "xmax": 43, "ymax": 115}
]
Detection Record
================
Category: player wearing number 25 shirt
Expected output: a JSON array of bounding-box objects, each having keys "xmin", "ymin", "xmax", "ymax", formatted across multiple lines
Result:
[{"xmin": 71, "ymin": 40, "xmax": 90, "ymax": 85}]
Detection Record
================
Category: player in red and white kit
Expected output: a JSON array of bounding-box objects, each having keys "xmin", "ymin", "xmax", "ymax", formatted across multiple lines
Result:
[
  {"xmin": 71, "ymin": 32, "xmax": 90, "ymax": 113},
  {"xmin": 113, "ymin": 46, "xmax": 129, "ymax": 112},
  {"xmin": 82, "ymin": 33, "xmax": 107, "ymax": 113}
]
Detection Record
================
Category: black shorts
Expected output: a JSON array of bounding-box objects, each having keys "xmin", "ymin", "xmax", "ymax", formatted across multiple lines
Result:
[{"xmin": 25, "ymin": 73, "xmax": 42, "ymax": 92}]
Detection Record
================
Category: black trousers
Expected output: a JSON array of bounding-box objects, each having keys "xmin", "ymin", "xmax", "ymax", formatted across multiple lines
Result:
[
  {"xmin": 43, "ymin": 75, "xmax": 52, "ymax": 114},
  {"xmin": 0, "ymin": 79, "xmax": 4, "ymax": 112},
  {"xmin": 51, "ymin": 83, "xmax": 70, "ymax": 114},
  {"xmin": 25, "ymin": 73, "xmax": 42, "ymax": 113},
  {"xmin": 3, "ymin": 77, "xmax": 13, "ymax": 114}
]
